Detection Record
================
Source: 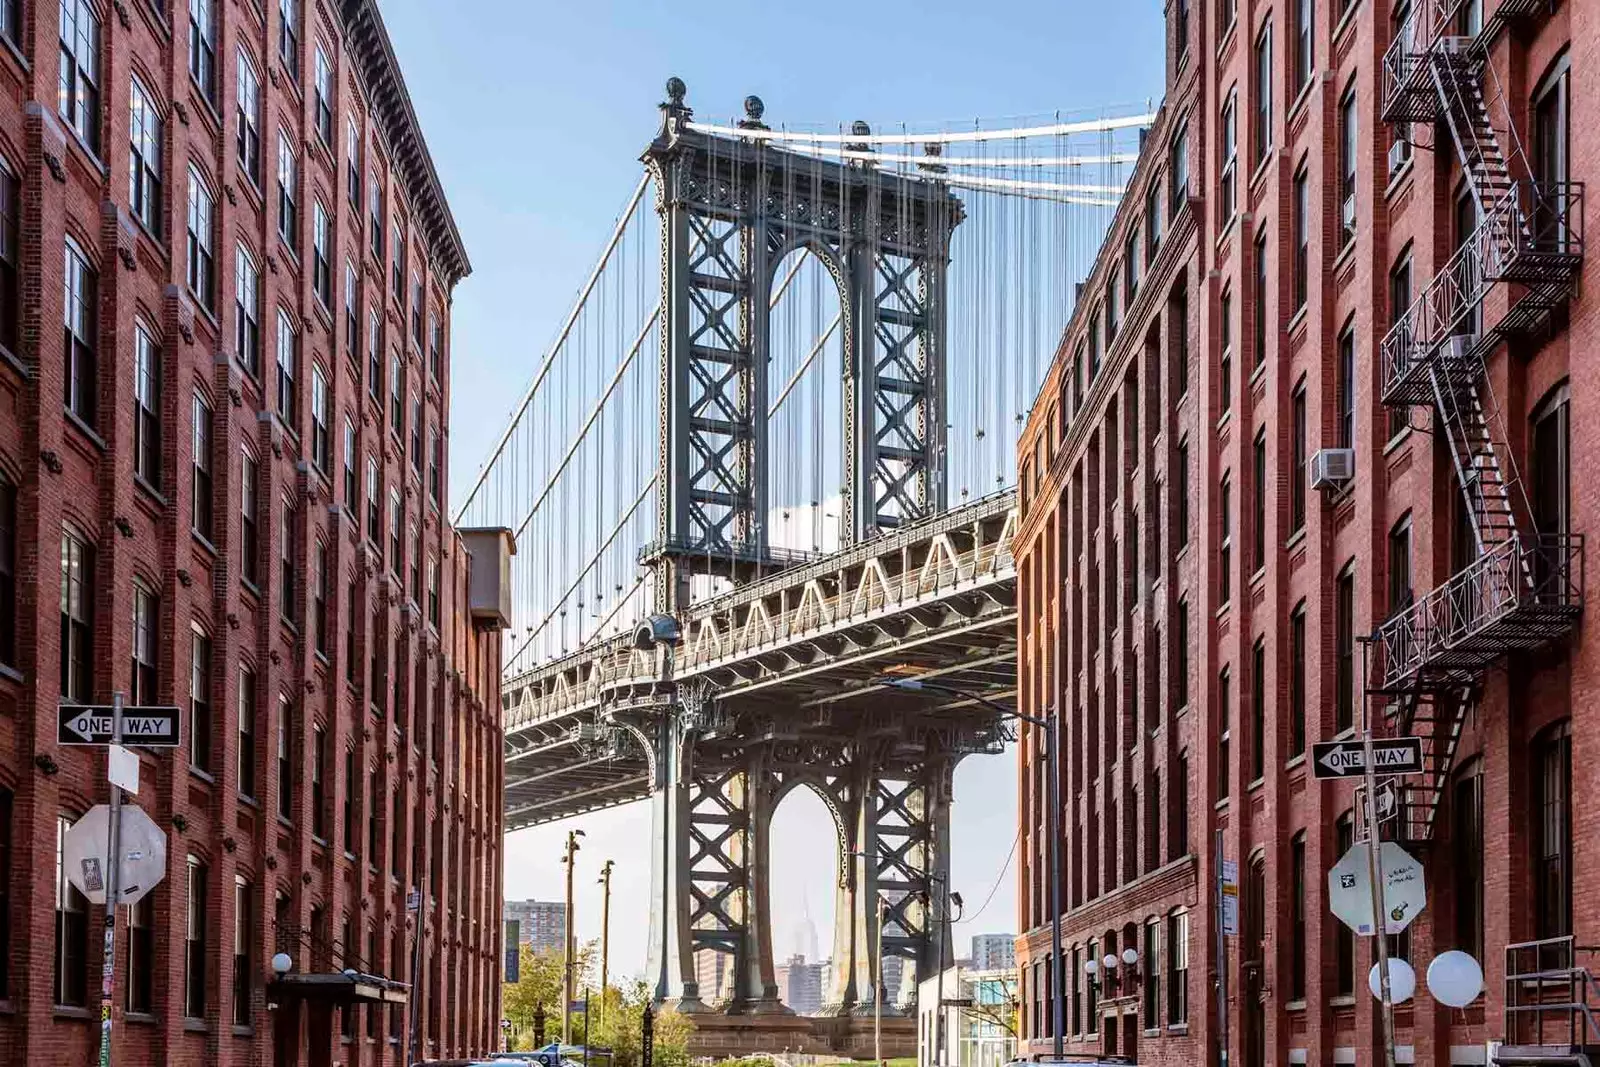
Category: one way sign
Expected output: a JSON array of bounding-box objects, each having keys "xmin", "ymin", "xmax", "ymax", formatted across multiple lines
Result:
[
  {"xmin": 1311, "ymin": 737, "xmax": 1423, "ymax": 779},
  {"xmin": 58, "ymin": 706, "xmax": 181, "ymax": 747}
]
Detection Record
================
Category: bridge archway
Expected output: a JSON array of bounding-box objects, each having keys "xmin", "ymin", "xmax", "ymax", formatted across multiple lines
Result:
[
  {"xmin": 766, "ymin": 780, "xmax": 848, "ymax": 1015},
  {"xmin": 766, "ymin": 243, "xmax": 848, "ymax": 558}
]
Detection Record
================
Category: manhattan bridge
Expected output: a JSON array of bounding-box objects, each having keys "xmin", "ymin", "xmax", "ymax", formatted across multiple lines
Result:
[{"xmin": 455, "ymin": 80, "xmax": 1151, "ymax": 1054}]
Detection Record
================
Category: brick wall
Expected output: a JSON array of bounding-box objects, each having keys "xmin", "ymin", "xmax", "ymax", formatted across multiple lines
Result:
[{"xmin": 0, "ymin": 1, "xmax": 502, "ymax": 1065}]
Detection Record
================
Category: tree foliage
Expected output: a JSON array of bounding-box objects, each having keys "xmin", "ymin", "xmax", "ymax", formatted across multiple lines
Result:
[{"xmin": 502, "ymin": 943, "xmax": 693, "ymax": 1067}]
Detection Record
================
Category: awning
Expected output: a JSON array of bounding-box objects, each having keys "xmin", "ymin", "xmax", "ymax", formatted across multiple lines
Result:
[{"xmin": 267, "ymin": 971, "xmax": 410, "ymax": 1006}]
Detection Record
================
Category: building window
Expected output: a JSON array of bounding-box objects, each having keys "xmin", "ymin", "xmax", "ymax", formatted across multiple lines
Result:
[
  {"xmin": 59, "ymin": 0, "xmax": 101, "ymax": 151},
  {"xmin": 429, "ymin": 312, "xmax": 442, "ymax": 380},
  {"xmin": 410, "ymin": 398, "xmax": 423, "ymax": 473},
  {"xmin": 1144, "ymin": 178, "xmax": 1163, "ymax": 266},
  {"xmin": 412, "ymin": 274, "xmax": 425, "ymax": 345},
  {"xmin": 232, "ymin": 875, "xmax": 252, "ymax": 1025},
  {"xmin": 366, "ymin": 457, "xmax": 381, "ymax": 543},
  {"xmin": 126, "ymin": 895, "xmax": 153, "ymax": 1014},
  {"xmin": 184, "ymin": 855, "xmax": 207, "ymax": 1018},
  {"xmin": 1389, "ymin": 250, "xmax": 1413, "ymax": 439},
  {"xmin": 1169, "ymin": 120, "xmax": 1189, "ymax": 214},
  {"xmin": 191, "ymin": 629, "xmax": 212, "ymax": 771},
  {"xmin": 276, "ymin": 309, "xmax": 298, "ymax": 428},
  {"xmin": 313, "ymin": 200, "xmax": 331, "ymax": 307},
  {"xmin": 1143, "ymin": 916, "xmax": 1161, "ymax": 1028},
  {"xmin": 277, "ymin": 132, "xmax": 297, "ymax": 252},
  {"xmin": 235, "ymin": 244, "xmax": 261, "ymax": 375},
  {"xmin": 389, "ymin": 488, "xmax": 402, "ymax": 576},
  {"xmin": 238, "ymin": 667, "xmax": 257, "ymax": 799},
  {"xmin": 1292, "ymin": 165, "xmax": 1309, "ymax": 311},
  {"xmin": 241, "ymin": 449, "xmax": 260, "ymax": 586},
  {"xmin": 1532, "ymin": 384, "xmax": 1570, "ymax": 537},
  {"xmin": 1339, "ymin": 84, "xmax": 1357, "ymax": 246},
  {"xmin": 132, "ymin": 323, "xmax": 161, "ymax": 486},
  {"xmin": 1336, "ymin": 323, "xmax": 1355, "ymax": 450},
  {"xmin": 1335, "ymin": 812, "xmax": 1355, "ymax": 993},
  {"xmin": 1250, "ymin": 638, "xmax": 1266, "ymax": 782},
  {"xmin": 343, "ymin": 417, "xmax": 358, "ymax": 506},
  {"xmin": 1253, "ymin": 22, "xmax": 1272, "ymax": 166},
  {"xmin": 390, "ymin": 350, "xmax": 404, "ymax": 430},
  {"xmin": 1176, "ymin": 439, "xmax": 1190, "ymax": 547},
  {"xmin": 1294, "ymin": 0, "xmax": 1313, "ymax": 92},
  {"xmin": 1219, "ymin": 91, "xmax": 1237, "ymax": 225},
  {"xmin": 59, "ymin": 529, "xmax": 93, "ymax": 702},
  {"xmin": 186, "ymin": 169, "xmax": 216, "ymax": 309},
  {"xmin": 278, "ymin": 0, "xmax": 298, "ymax": 79},
  {"xmin": 313, "ymin": 45, "xmax": 333, "ymax": 145},
  {"xmin": 1289, "ymin": 601, "xmax": 1306, "ymax": 758},
  {"xmin": 311, "ymin": 724, "xmax": 327, "ymax": 839},
  {"xmin": 129, "ymin": 77, "xmax": 163, "ymax": 235},
  {"xmin": 391, "ymin": 223, "xmax": 404, "ymax": 299},
  {"xmin": 427, "ymin": 558, "xmax": 439, "ymax": 628},
  {"xmin": 54, "ymin": 814, "xmax": 89, "ymax": 1006},
  {"xmin": 1389, "ymin": 514, "xmax": 1413, "ymax": 617},
  {"xmin": 1451, "ymin": 760, "xmax": 1484, "ymax": 963},
  {"xmin": 1219, "ymin": 288, "xmax": 1233, "ymax": 415},
  {"xmin": 63, "ymin": 239, "xmax": 98, "ymax": 427},
  {"xmin": 0, "ymin": 476, "xmax": 14, "ymax": 669},
  {"xmin": 1335, "ymin": 564, "xmax": 1355, "ymax": 733},
  {"xmin": 342, "ymin": 747, "xmax": 356, "ymax": 853},
  {"xmin": 1251, "ymin": 430, "xmax": 1266, "ymax": 573},
  {"xmin": 1290, "ymin": 381, "xmax": 1306, "ymax": 531},
  {"xmin": 277, "ymin": 696, "xmax": 294, "ymax": 821},
  {"xmin": 236, "ymin": 49, "xmax": 261, "ymax": 184},
  {"xmin": 312, "ymin": 540, "xmax": 329, "ymax": 654},
  {"xmin": 131, "ymin": 583, "xmax": 158, "ymax": 704},
  {"xmin": 1219, "ymin": 473, "xmax": 1232, "ymax": 605},
  {"xmin": 1252, "ymin": 228, "xmax": 1268, "ymax": 369},
  {"xmin": 345, "ymin": 584, "xmax": 356, "ymax": 684},
  {"xmin": 346, "ymin": 116, "xmax": 362, "ymax": 210},
  {"xmin": 367, "ymin": 308, "xmax": 382, "ymax": 401},
  {"xmin": 311, "ymin": 365, "xmax": 331, "ymax": 472},
  {"xmin": 344, "ymin": 260, "xmax": 359, "ymax": 360},
  {"xmin": 1167, "ymin": 910, "xmax": 1188, "ymax": 1024},
  {"xmin": 366, "ymin": 768, "xmax": 379, "ymax": 859},
  {"xmin": 0, "ymin": 158, "xmax": 15, "ymax": 356},
  {"xmin": 369, "ymin": 177, "xmax": 384, "ymax": 261},
  {"xmin": 1290, "ymin": 832, "xmax": 1306, "ymax": 1000},
  {"xmin": 192, "ymin": 392, "xmax": 213, "ymax": 539},
  {"xmin": 280, "ymin": 498, "xmax": 297, "ymax": 618},
  {"xmin": 1174, "ymin": 0, "xmax": 1189, "ymax": 58},
  {"xmin": 429, "ymin": 427, "xmax": 442, "ymax": 506},
  {"xmin": 1218, "ymin": 667, "xmax": 1231, "ymax": 800},
  {"xmin": 188, "ymin": 0, "xmax": 216, "ymax": 102},
  {"xmin": 1534, "ymin": 721, "xmax": 1572, "ymax": 938}
]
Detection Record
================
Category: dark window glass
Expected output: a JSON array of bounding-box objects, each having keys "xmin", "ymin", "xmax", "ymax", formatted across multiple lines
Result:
[
  {"xmin": 238, "ymin": 667, "xmax": 257, "ymax": 799},
  {"xmin": 1335, "ymin": 813, "xmax": 1355, "ymax": 994},
  {"xmin": 1219, "ymin": 474, "xmax": 1232, "ymax": 604},
  {"xmin": 54, "ymin": 814, "xmax": 89, "ymax": 1006},
  {"xmin": 1335, "ymin": 567, "xmax": 1355, "ymax": 733},
  {"xmin": 1389, "ymin": 516, "xmax": 1413, "ymax": 616},
  {"xmin": 0, "ymin": 477, "xmax": 13, "ymax": 667},
  {"xmin": 1292, "ymin": 168, "xmax": 1308, "ymax": 310},
  {"xmin": 1252, "ymin": 432, "xmax": 1266, "ymax": 572},
  {"xmin": 131, "ymin": 583, "xmax": 158, "ymax": 704},
  {"xmin": 278, "ymin": 696, "xmax": 294, "ymax": 821},
  {"xmin": 1253, "ymin": 23, "xmax": 1272, "ymax": 166},
  {"xmin": 1218, "ymin": 668, "xmax": 1231, "ymax": 800},
  {"xmin": 1337, "ymin": 326, "xmax": 1355, "ymax": 450},
  {"xmin": 133, "ymin": 325, "xmax": 161, "ymax": 486},
  {"xmin": 232, "ymin": 875, "xmax": 252, "ymax": 1025},
  {"xmin": 59, "ymin": 530, "xmax": 93, "ymax": 703},
  {"xmin": 236, "ymin": 51, "xmax": 261, "ymax": 183},
  {"xmin": 1452, "ymin": 762, "xmax": 1484, "ymax": 962},
  {"xmin": 278, "ymin": 0, "xmax": 299, "ymax": 79},
  {"xmin": 1167, "ymin": 911, "xmax": 1188, "ymax": 1024},
  {"xmin": 1389, "ymin": 253, "xmax": 1412, "ymax": 439},
  {"xmin": 1289, "ymin": 603, "xmax": 1306, "ymax": 757},
  {"xmin": 1290, "ymin": 833, "xmax": 1306, "ymax": 999},
  {"xmin": 59, "ymin": 0, "xmax": 101, "ymax": 151},
  {"xmin": 129, "ymin": 78, "xmax": 163, "ymax": 235},
  {"xmin": 1250, "ymin": 639, "xmax": 1265, "ymax": 782},
  {"xmin": 1291, "ymin": 384, "xmax": 1306, "ymax": 531},
  {"xmin": 191, "ymin": 630, "xmax": 212, "ymax": 772},
  {"xmin": 1294, "ymin": 0, "xmax": 1313, "ymax": 92},
  {"xmin": 185, "ymin": 856, "xmax": 207, "ymax": 1018},
  {"xmin": 63, "ymin": 240, "xmax": 98, "ymax": 427},
  {"xmin": 192, "ymin": 391, "xmax": 213, "ymax": 540},
  {"xmin": 241, "ymin": 449, "xmax": 259, "ymax": 586},
  {"xmin": 126, "ymin": 895, "xmax": 153, "ymax": 1013},
  {"xmin": 186, "ymin": 172, "xmax": 216, "ymax": 309},
  {"xmin": 1534, "ymin": 722, "xmax": 1572, "ymax": 939},
  {"xmin": 312, "ymin": 725, "xmax": 327, "ymax": 839}
]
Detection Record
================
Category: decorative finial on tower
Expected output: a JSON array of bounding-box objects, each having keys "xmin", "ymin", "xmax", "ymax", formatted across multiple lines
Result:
[
  {"xmin": 665, "ymin": 77, "xmax": 687, "ymax": 107},
  {"xmin": 846, "ymin": 119, "xmax": 873, "ymax": 157},
  {"xmin": 919, "ymin": 141, "xmax": 948, "ymax": 174},
  {"xmin": 739, "ymin": 94, "xmax": 768, "ymax": 132}
]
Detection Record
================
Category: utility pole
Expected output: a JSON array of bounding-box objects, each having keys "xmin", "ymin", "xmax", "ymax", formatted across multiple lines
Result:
[
  {"xmin": 562, "ymin": 829, "xmax": 585, "ymax": 1046},
  {"xmin": 597, "ymin": 860, "xmax": 614, "ymax": 1022},
  {"xmin": 1358, "ymin": 641, "xmax": 1400, "ymax": 1067},
  {"xmin": 97, "ymin": 691, "xmax": 126, "ymax": 1067},
  {"xmin": 874, "ymin": 894, "xmax": 885, "ymax": 1067}
]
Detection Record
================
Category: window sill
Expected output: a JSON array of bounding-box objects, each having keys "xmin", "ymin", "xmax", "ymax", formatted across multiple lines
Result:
[
  {"xmin": 1286, "ymin": 752, "xmax": 1306, "ymax": 771},
  {"xmin": 1286, "ymin": 999, "xmax": 1307, "ymax": 1013},
  {"xmin": 1329, "ymin": 994, "xmax": 1356, "ymax": 1008},
  {"xmin": 192, "ymin": 530, "xmax": 218, "ymax": 558},
  {"xmin": 241, "ymin": 578, "xmax": 262, "ymax": 603},
  {"xmin": 1286, "ymin": 303, "xmax": 1308, "ymax": 339},
  {"xmin": 1216, "ymin": 408, "xmax": 1232, "ymax": 434},
  {"xmin": 1284, "ymin": 525, "xmax": 1307, "ymax": 553},
  {"xmin": 0, "ymin": 32, "xmax": 28, "ymax": 77},
  {"xmin": 183, "ymin": 1017, "xmax": 208, "ymax": 1033},
  {"xmin": 0, "ymin": 663, "xmax": 23, "ymax": 685},
  {"xmin": 278, "ymin": 813, "xmax": 294, "ymax": 831},
  {"xmin": 134, "ymin": 474, "xmax": 166, "ymax": 509},
  {"xmin": 1332, "ymin": 237, "xmax": 1356, "ymax": 275},
  {"xmin": 240, "ymin": 793, "xmax": 259, "ymax": 809},
  {"xmin": 1287, "ymin": 78, "xmax": 1314, "ymax": 127},
  {"xmin": 125, "ymin": 1011, "xmax": 157, "ymax": 1025},
  {"xmin": 1247, "ymin": 776, "xmax": 1265, "ymax": 793},
  {"xmin": 63, "ymin": 407, "xmax": 106, "ymax": 452},
  {"xmin": 60, "ymin": 120, "xmax": 110, "ymax": 180},
  {"xmin": 1383, "ymin": 425, "xmax": 1414, "ymax": 456},
  {"xmin": 1332, "ymin": 1, "xmax": 1361, "ymax": 49},
  {"xmin": 233, "ymin": 1024, "xmax": 254, "ymax": 1038},
  {"xmin": 1166, "ymin": 1023, "xmax": 1189, "ymax": 1035},
  {"xmin": 1249, "ymin": 359, "xmax": 1267, "ymax": 388},
  {"xmin": 0, "ymin": 341, "xmax": 26, "ymax": 381},
  {"xmin": 53, "ymin": 1005, "xmax": 93, "ymax": 1021},
  {"xmin": 190, "ymin": 766, "xmax": 216, "ymax": 784},
  {"xmin": 1385, "ymin": 155, "xmax": 1416, "ymax": 201}
]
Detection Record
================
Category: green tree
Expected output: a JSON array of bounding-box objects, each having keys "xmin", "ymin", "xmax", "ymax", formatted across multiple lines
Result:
[{"xmin": 502, "ymin": 944, "xmax": 693, "ymax": 1067}]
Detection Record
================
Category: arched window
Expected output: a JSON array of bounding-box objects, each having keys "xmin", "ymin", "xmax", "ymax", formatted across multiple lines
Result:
[{"xmin": 1533, "ymin": 721, "xmax": 1572, "ymax": 939}]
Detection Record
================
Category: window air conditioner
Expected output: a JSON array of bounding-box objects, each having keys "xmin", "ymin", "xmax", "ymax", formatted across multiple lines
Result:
[
  {"xmin": 1389, "ymin": 139, "xmax": 1410, "ymax": 178},
  {"xmin": 1342, "ymin": 194, "xmax": 1357, "ymax": 233},
  {"xmin": 1310, "ymin": 448, "xmax": 1356, "ymax": 491}
]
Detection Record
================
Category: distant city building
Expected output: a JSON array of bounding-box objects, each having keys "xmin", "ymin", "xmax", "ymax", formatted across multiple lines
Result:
[
  {"xmin": 694, "ymin": 948, "xmax": 734, "ymax": 1004},
  {"xmin": 917, "ymin": 965, "xmax": 1018, "ymax": 1067},
  {"xmin": 882, "ymin": 954, "xmax": 906, "ymax": 1007},
  {"xmin": 777, "ymin": 954, "xmax": 827, "ymax": 1015},
  {"xmin": 504, "ymin": 899, "xmax": 568, "ymax": 956},
  {"xmin": 969, "ymin": 934, "xmax": 1016, "ymax": 971}
]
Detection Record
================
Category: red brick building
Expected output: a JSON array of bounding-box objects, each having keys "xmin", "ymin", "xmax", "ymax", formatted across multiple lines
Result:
[
  {"xmin": 1014, "ymin": 1, "xmax": 1591, "ymax": 1064},
  {"xmin": 0, "ymin": 0, "xmax": 507, "ymax": 1064}
]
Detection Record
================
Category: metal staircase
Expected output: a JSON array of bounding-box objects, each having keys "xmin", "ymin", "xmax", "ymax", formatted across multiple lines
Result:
[
  {"xmin": 1497, "ymin": 937, "xmax": 1600, "ymax": 1066},
  {"xmin": 1370, "ymin": 0, "xmax": 1585, "ymax": 850}
]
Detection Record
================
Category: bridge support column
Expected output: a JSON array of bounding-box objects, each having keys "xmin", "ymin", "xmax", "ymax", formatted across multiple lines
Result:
[
  {"xmin": 730, "ymin": 749, "xmax": 785, "ymax": 1013},
  {"xmin": 646, "ymin": 713, "xmax": 705, "ymax": 1011}
]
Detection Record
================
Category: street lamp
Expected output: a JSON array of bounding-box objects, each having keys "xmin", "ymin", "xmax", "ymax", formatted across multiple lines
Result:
[
  {"xmin": 932, "ymin": 880, "xmax": 964, "ymax": 1067},
  {"xmin": 886, "ymin": 676, "xmax": 1063, "ymax": 1058}
]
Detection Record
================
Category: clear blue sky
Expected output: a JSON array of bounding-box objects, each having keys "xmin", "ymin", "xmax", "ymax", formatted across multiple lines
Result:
[{"xmin": 379, "ymin": 0, "xmax": 1166, "ymax": 982}]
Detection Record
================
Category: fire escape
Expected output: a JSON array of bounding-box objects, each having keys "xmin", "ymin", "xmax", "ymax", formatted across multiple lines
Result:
[{"xmin": 1375, "ymin": 3, "xmax": 1589, "ymax": 1060}]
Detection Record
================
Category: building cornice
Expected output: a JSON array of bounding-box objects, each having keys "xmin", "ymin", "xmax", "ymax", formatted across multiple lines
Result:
[{"xmin": 339, "ymin": 0, "xmax": 472, "ymax": 289}]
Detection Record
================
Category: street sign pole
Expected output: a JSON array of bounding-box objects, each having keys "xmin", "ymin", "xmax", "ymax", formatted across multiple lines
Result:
[
  {"xmin": 1358, "ymin": 642, "xmax": 1399, "ymax": 1067},
  {"xmin": 96, "ymin": 691, "xmax": 125, "ymax": 1067},
  {"xmin": 1215, "ymin": 830, "xmax": 1230, "ymax": 1067}
]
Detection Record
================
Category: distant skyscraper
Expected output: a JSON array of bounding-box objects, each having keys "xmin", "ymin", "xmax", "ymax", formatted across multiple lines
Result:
[
  {"xmin": 881, "ymin": 955, "xmax": 906, "ymax": 1005},
  {"xmin": 969, "ymin": 934, "xmax": 1016, "ymax": 971},
  {"xmin": 504, "ymin": 899, "xmax": 568, "ymax": 956},
  {"xmin": 694, "ymin": 949, "xmax": 734, "ymax": 1004},
  {"xmin": 777, "ymin": 954, "xmax": 827, "ymax": 1015}
]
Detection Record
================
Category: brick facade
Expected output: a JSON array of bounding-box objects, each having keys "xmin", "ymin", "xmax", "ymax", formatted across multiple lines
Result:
[
  {"xmin": 1014, "ymin": 1, "xmax": 1593, "ymax": 1065},
  {"xmin": 0, "ymin": 0, "xmax": 504, "ymax": 1065}
]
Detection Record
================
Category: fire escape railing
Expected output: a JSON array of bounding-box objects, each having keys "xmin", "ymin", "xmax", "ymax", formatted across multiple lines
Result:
[
  {"xmin": 1504, "ymin": 936, "xmax": 1600, "ymax": 1051},
  {"xmin": 1371, "ymin": 534, "xmax": 1584, "ymax": 691}
]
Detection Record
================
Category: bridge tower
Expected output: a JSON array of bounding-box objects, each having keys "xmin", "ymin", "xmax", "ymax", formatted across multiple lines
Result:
[
  {"xmin": 630, "ymin": 80, "xmax": 971, "ymax": 1026},
  {"xmin": 644, "ymin": 77, "xmax": 960, "ymax": 611}
]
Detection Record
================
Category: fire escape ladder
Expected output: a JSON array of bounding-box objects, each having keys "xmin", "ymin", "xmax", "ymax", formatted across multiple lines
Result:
[
  {"xmin": 1388, "ymin": 686, "xmax": 1474, "ymax": 846},
  {"xmin": 1428, "ymin": 43, "xmax": 1530, "ymax": 244},
  {"xmin": 1427, "ymin": 342, "xmax": 1527, "ymax": 557}
]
